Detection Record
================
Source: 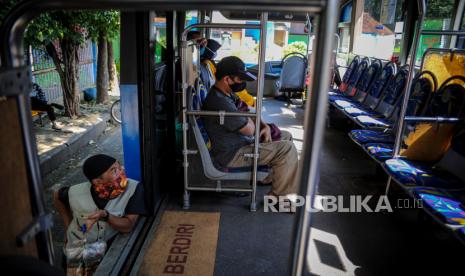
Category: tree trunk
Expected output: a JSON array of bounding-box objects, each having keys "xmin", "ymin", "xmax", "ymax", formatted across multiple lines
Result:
[
  {"xmin": 107, "ymin": 40, "xmax": 119, "ymax": 94},
  {"xmin": 46, "ymin": 39, "xmax": 81, "ymax": 118},
  {"xmin": 97, "ymin": 34, "xmax": 109, "ymax": 104}
]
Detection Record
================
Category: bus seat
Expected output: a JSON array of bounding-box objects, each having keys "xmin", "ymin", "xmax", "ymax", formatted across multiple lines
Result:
[
  {"xmin": 363, "ymin": 143, "xmax": 394, "ymax": 163},
  {"xmin": 349, "ymin": 129, "xmax": 395, "ymax": 146},
  {"xmin": 329, "ymin": 57, "xmax": 369, "ymax": 102},
  {"xmin": 190, "ymin": 116, "xmax": 269, "ymax": 181},
  {"xmin": 411, "ymin": 187, "xmax": 465, "ymax": 240},
  {"xmin": 328, "ymin": 55, "xmax": 360, "ymax": 95},
  {"xmin": 383, "ymin": 129, "xmax": 465, "ymax": 191},
  {"xmin": 333, "ymin": 59, "xmax": 385, "ymax": 108},
  {"xmin": 382, "ymin": 158, "xmax": 464, "ymax": 190},
  {"xmin": 407, "ymin": 131, "xmax": 465, "ymax": 237},
  {"xmin": 348, "ymin": 71, "xmax": 438, "ymax": 146},
  {"xmin": 344, "ymin": 66, "xmax": 408, "ymax": 118},
  {"xmin": 333, "ymin": 60, "xmax": 396, "ymax": 109},
  {"xmin": 279, "ymin": 53, "xmax": 307, "ymax": 93}
]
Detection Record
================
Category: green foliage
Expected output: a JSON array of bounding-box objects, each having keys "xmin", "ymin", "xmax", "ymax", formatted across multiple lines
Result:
[
  {"xmin": 24, "ymin": 11, "xmax": 89, "ymax": 50},
  {"xmin": 85, "ymin": 10, "xmax": 120, "ymax": 41},
  {"xmin": 426, "ymin": 0, "xmax": 455, "ymax": 19},
  {"xmin": 282, "ymin": 41, "xmax": 307, "ymax": 58}
]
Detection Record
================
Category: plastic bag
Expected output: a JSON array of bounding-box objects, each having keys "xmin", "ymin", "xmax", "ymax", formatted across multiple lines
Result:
[{"xmin": 64, "ymin": 223, "xmax": 107, "ymax": 267}]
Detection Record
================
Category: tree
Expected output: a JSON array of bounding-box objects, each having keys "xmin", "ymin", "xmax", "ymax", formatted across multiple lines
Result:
[
  {"xmin": 86, "ymin": 11, "xmax": 119, "ymax": 104},
  {"xmin": 25, "ymin": 11, "xmax": 89, "ymax": 117},
  {"xmin": 426, "ymin": 0, "xmax": 455, "ymax": 19},
  {"xmin": 1, "ymin": 1, "xmax": 88, "ymax": 117},
  {"xmin": 282, "ymin": 41, "xmax": 307, "ymax": 58}
]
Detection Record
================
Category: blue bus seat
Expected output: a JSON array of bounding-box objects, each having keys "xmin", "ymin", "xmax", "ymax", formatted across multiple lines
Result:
[
  {"xmin": 334, "ymin": 61, "xmax": 397, "ymax": 109},
  {"xmin": 279, "ymin": 53, "xmax": 307, "ymax": 93},
  {"xmin": 407, "ymin": 134, "xmax": 465, "ymax": 242},
  {"xmin": 334, "ymin": 61, "xmax": 394, "ymax": 109},
  {"xmin": 329, "ymin": 57, "xmax": 369, "ymax": 101},
  {"xmin": 348, "ymin": 71, "xmax": 438, "ymax": 147},
  {"xmin": 349, "ymin": 129, "xmax": 395, "ymax": 146},
  {"xmin": 346, "ymin": 67, "xmax": 408, "ymax": 118},
  {"xmin": 383, "ymin": 129, "xmax": 465, "ymax": 191},
  {"xmin": 328, "ymin": 56, "xmax": 360, "ymax": 95}
]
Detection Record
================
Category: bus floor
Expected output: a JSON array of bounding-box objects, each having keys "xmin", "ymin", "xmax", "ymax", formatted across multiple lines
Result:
[{"xmin": 135, "ymin": 99, "xmax": 464, "ymax": 276}]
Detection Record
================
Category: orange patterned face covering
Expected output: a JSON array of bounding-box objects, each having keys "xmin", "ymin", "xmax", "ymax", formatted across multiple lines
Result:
[{"xmin": 94, "ymin": 173, "xmax": 128, "ymax": 200}]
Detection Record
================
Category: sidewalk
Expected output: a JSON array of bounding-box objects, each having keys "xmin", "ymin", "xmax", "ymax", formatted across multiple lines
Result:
[{"xmin": 34, "ymin": 102, "xmax": 118, "ymax": 176}]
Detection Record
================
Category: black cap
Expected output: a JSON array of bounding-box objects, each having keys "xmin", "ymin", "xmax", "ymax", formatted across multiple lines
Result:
[
  {"xmin": 201, "ymin": 39, "xmax": 222, "ymax": 60},
  {"xmin": 83, "ymin": 154, "xmax": 116, "ymax": 182},
  {"xmin": 215, "ymin": 56, "xmax": 257, "ymax": 81}
]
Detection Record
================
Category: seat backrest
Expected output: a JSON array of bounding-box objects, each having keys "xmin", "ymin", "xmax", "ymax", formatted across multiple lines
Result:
[
  {"xmin": 340, "ymin": 56, "xmax": 361, "ymax": 87},
  {"xmin": 363, "ymin": 62, "xmax": 397, "ymax": 110},
  {"xmin": 351, "ymin": 59, "xmax": 383, "ymax": 102},
  {"xmin": 343, "ymin": 57, "xmax": 370, "ymax": 96},
  {"xmin": 188, "ymin": 85, "xmax": 228, "ymax": 179},
  {"xmin": 426, "ymin": 75, "xmax": 465, "ymax": 118},
  {"xmin": 399, "ymin": 76, "xmax": 465, "ymax": 162},
  {"xmin": 405, "ymin": 71, "xmax": 438, "ymax": 116},
  {"xmin": 279, "ymin": 53, "xmax": 307, "ymax": 92},
  {"xmin": 390, "ymin": 71, "xmax": 437, "ymax": 128},
  {"xmin": 374, "ymin": 67, "xmax": 409, "ymax": 118}
]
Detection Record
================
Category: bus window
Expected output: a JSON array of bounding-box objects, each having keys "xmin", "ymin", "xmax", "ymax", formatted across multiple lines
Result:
[
  {"xmin": 210, "ymin": 11, "xmax": 310, "ymax": 65},
  {"xmin": 353, "ymin": 0, "xmax": 405, "ymax": 60},
  {"xmin": 185, "ymin": 10, "xmax": 199, "ymax": 28},
  {"xmin": 417, "ymin": 0, "xmax": 456, "ymax": 63},
  {"xmin": 336, "ymin": 1, "xmax": 352, "ymax": 66}
]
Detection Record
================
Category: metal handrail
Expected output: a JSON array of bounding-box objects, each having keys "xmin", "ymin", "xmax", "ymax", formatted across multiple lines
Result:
[
  {"xmin": 392, "ymin": 0, "xmax": 426, "ymax": 158},
  {"xmin": 180, "ymin": 18, "xmax": 268, "ymax": 212},
  {"xmin": 404, "ymin": 116, "xmax": 465, "ymax": 123},
  {"xmin": 186, "ymin": 110, "xmax": 257, "ymax": 117}
]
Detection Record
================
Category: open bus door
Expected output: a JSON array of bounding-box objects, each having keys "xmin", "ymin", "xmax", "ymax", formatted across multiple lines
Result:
[{"xmin": 1, "ymin": 1, "xmax": 340, "ymax": 275}]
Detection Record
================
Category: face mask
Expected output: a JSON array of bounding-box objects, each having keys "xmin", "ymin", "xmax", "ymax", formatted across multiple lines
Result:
[
  {"xmin": 199, "ymin": 46, "xmax": 206, "ymax": 56},
  {"xmin": 229, "ymin": 81, "xmax": 247, "ymax": 93},
  {"xmin": 202, "ymin": 46, "xmax": 217, "ymax": 60},
  {"xmin": 94, "ymin": 172, "xmax": 127, "ymax": 200}
]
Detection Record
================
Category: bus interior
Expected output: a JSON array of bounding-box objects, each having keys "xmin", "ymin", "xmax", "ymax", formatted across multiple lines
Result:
[{"xmin": 1, "ymin": 0, "xmax": 465, "ymax": 275}]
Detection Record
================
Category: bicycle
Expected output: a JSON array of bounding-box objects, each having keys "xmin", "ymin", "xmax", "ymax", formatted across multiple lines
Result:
[{"xmin": 110, "ymin": 99, "xmax": 122, "ymax": 124}]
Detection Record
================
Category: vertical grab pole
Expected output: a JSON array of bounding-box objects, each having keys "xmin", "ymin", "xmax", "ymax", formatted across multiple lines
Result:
[
  {"xmin": 181, "ymin": 35, "xmax": 190, "ymax": 209},
  {"xmin": 250, "ymin": 12, "xmax": 268, "ymax": 212},
  {"xmin": 392, "ymin": 0, "xmax": 425, "ymax": 158},
  {"xmin": 289, "ymin": 0, "xmax": 339, "ymax": 275},
  {"xmin": 387, "ymin": 0, "xmax": 425, "ymax": 197}
]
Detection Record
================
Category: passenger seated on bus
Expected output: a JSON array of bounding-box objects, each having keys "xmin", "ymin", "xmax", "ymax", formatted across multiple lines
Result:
[
  {"xmin": 197, "ymin": 38, "xmax": 256, "ymax": 107},
  {"xmin": 202, "ymin": 56, "xmax": 299, "ymax": 197},
  {"xmin": 53, "ymin": 154, "xmax": 146, "ymax": 273}
]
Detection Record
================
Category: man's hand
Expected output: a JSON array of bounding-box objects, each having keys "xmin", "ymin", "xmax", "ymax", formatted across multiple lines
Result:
[
  {"xmin": 197, "ymin": 38, "xmax": 207, "ymax": 47},
  {"xmin": 86, "ymin": 210, "xmax": 107, "ymax": 230},
  {"xmin": 260, "ymin": 124, "xmax": 272, "ymax": 143}
]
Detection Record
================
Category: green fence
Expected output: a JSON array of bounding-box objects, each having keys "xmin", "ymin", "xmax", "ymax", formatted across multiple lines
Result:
[{"xmin": 31, "ymin": 40, "xmax": 96, "ymax": 104}]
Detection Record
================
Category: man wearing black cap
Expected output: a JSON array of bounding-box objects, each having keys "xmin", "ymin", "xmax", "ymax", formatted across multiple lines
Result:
[
  {"xmin": 54, "ymin": 154, "xmax": 145, "ymax": 272},
  {"xmin": 202, "ymin": 56, "xmax": 299, "ymax": 198}
]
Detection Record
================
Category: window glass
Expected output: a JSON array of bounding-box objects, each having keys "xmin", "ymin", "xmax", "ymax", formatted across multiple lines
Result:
[
  {"xmin": 417, "ymin": 0, "xmax": 455, "ymax": 63},
  {"xmin": 211, "ymin": 11, "xmax": 310, "ymax": 65},
  {"xmin": 152, "ymin": 15, "xmax": 166, "ymax": 64},
  {"xmin": 336, "ymin": 1, "xmax": 352, "ymax": 66},
  {"xmin": 353, "ymin": 0, "xmax": 405, "ymax": 60},
  {"xmin": 185, "ymin": 10, "xmax": 199, "ymax": 27}
]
